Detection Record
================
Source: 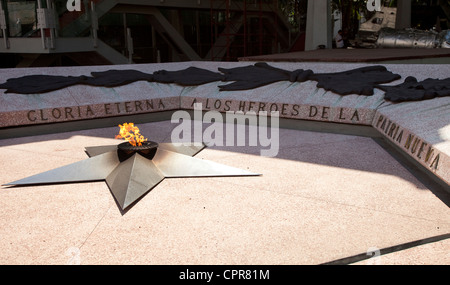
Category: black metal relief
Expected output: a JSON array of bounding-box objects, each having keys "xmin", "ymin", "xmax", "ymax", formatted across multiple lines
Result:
[
  {"xmin": 0, "ymin": 62, "xmax": 449, "ymax": 102},
  {"xmin": 377, "ymin": 76, "xmax": 450, "ymax": 102}
]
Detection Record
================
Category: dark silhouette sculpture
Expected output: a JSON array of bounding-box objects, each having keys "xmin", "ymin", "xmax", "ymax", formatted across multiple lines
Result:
[{"xmin": 1, "ymin": 62, "xmax": 448, "ymax": 102}]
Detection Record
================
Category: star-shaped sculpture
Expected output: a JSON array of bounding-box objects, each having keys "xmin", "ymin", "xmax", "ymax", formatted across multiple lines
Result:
[{"xmin": 3, "ymin": 142, "xmax": 259, "ymax": 211}]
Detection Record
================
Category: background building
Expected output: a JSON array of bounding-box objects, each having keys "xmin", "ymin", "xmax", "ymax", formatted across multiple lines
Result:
[
  {"xmin": 0, "ymin": 0, "xmax": 297, "ymax": 67},
  {"xmin": 0, "ymin": 0, "xmax": 449, "ymax": 67}
]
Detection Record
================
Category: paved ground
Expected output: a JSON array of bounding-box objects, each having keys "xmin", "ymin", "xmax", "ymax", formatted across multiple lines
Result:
[{"xmin": 0, "ymin": 120, "xmax": 448, "ymax": 265}]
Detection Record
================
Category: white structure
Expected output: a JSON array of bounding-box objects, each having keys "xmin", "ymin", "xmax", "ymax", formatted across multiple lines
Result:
[{"xmin": 305, "ymin": 0, "xmax": 332, "ymax": 50}]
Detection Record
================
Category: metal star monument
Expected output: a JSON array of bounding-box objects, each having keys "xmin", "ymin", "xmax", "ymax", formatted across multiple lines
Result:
[{"xmin": 3, "ymin": 127, "xmax": 259, "ymax": 211}]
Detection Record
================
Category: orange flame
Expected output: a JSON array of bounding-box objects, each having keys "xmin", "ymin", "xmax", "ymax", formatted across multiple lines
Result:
[{"xmin": 115, "ymin": 123, "xmax": 148, "ymax": 146}]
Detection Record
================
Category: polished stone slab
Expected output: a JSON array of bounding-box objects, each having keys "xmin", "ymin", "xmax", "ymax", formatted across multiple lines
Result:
[
  {"xmin": 0, "ymin": 63, "xmax": 194, "ymax": 128},
  {"xmin": 370, "ymin": 64, "xmax": 450, "ymax": 186},
  {"xmin": 0, "ymin": 61, "xmax": 402, "ymax": 128},
  {"xmin": 180, "ymin": 62, "xmax": 391, "ymax": 126},
  {"xmin": 0, "ymin": 62, "xmax": 443, "ymax": 127}
]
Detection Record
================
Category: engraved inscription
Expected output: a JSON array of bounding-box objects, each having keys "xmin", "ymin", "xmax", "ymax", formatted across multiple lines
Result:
[
  {"xmin": 375, "ymin": 114, "xmax": 440, "ymax": 171},
  {"xmin": 25, "ymin": 99, "xmax": 167, "ymax": 123},
  {"xmin": 189, "ymin": 98, "xmax": 362, "ymax": 123}
]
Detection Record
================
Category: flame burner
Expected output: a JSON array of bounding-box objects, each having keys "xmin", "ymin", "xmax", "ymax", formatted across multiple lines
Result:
[
  {"xmin": 117, "ymin": 141, "xmax": 158, "ymax": 162},
  {"xmin": 2, "ymin": 120, "xmax": 260, "ymax": 212},
  {"xmin": 3, "ymin": 141, "xmax": 259, "ymax": 212}
]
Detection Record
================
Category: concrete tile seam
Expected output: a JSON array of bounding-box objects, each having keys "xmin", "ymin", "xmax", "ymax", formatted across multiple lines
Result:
[
  {"xmin": 76, "ymin": 204, "xmax": 114, "ymax": 253},
  {"xmin": 323, "ymin": 233, "xmax": 450, "ymax": 265}
]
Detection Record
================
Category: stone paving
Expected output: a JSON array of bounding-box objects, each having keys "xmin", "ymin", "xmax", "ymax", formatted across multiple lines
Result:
[{"xmin": 0, "ymin": 121, "xmax": 448, "ymax": 264}]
